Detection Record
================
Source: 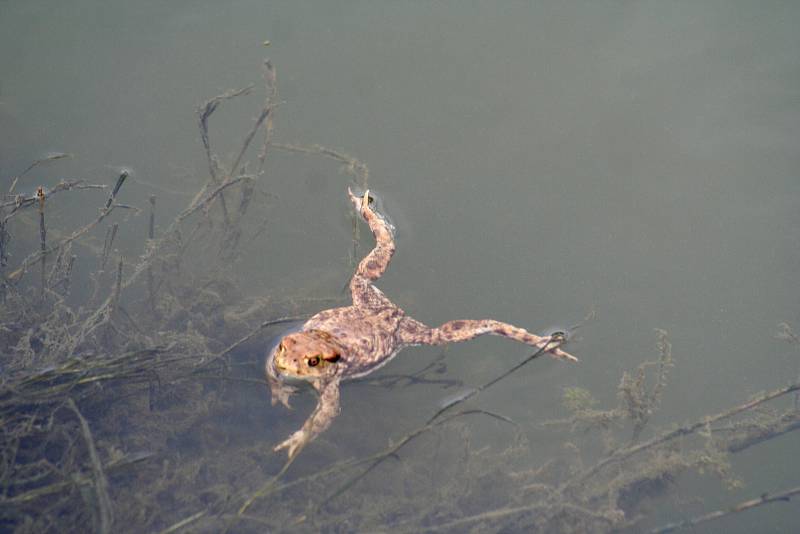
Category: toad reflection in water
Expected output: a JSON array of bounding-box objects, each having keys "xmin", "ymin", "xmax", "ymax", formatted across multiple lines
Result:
[{"xmin": 266, "ymin": 188, "xmax": 578, "ymax": 459}]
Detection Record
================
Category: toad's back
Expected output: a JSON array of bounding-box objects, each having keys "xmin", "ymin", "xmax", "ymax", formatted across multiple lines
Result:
[{"xmin": 302, "ymin": 302, "xmax": 411, "ymax": 379}]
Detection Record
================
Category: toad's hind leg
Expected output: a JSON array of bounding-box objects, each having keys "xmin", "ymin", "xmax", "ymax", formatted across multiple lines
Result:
[
  {"xmin": 348, "ymin": 188, "xmax": 396, "ymax": 305},
  {"xmin": 348, "ymin": 188, "xmax": 395, "ymax": 281},
  {"xmin": 406, "ymin": 319, "xmax": 577, "ymax": 362}
]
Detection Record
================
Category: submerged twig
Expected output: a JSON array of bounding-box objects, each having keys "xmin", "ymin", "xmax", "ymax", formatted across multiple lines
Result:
[
  {"xmin": 66, "ymin": 399, "xmax": 113, "ymax": 534},
  {"xmin": 1, "ymin": 452, "xmax": 153, "ymax": 505},
  {"xmin": 104, "ymin": 170, "xmax": 128, "ymax": 211},
  {"xmin": 651, "ymin": 485, "xmax": 800, "ymax": 533},
  {"xmin": 198, "ymin": 85, "xmax": 254, "ymax": 184},
  {"xmin": 37, "ymin": 186, "xmax": 46, "ymax": 299},
  {"xmin": 572, "ymin": 380, "xmax": 800, "ymax": 488},
  {"xmin": 224, "ymin": 60, "xmax": 280, "ymax": 258},
  {"xmin": 1, "ymin": 180, "xmax": 107, "ymax": 223},
  {"xmin": 230, "ymin": 106, "xmax": 269, "ymax": 181},
  {"xmin": 112, "ymin": 257, "xmax": 123, "ymax": 310},
  {"xmin": 273, "ymin": 143, "xmax": 369, "ymax": 189},
  {"xmin": 159, "ymin": 511, "xmax": 207, "ymax": 534},
  {"xmin": 100, "ymin": 223, "xmax": 118, "ymax": 271},
  {"xmin": 146, "ymin": 195, "xmax": 156, "ymax": 309},
  {"xmin": 203, "ymin": 314, "xmax": 310, "ymax": 369},
  {"xmin": 256, "ymin": 60, "xmax": 278, "ymax": 174},
  {"xmin": 195, "ymin": 84, "xmax": 254, "ymax": 226},
  {"xmin": 6, "ymin": 173, "xmax": 126, "ymax": 283},
  {"xmin": 8, "ymin": 152, "xmax": 72, "ymax": 193}
]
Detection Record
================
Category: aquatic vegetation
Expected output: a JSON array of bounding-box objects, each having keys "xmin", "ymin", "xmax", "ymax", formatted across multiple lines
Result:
[{"xmin": 1, "ymin": 60, "xmax": 798, "ymax": 533}]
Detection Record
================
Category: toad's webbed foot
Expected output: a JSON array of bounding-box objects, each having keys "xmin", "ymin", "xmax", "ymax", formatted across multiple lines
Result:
[
  {"xmin": 269, "ymin": 380, "xmax": 297, "ymax": 409},
  {"xmin": 273, "ymin": 429, "xmax": 307, "ymax": 460}
]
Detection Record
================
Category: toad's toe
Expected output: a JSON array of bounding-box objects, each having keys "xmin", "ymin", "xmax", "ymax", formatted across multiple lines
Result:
[{"xmin": 274, "ymin": 430, "xmax": 306, "ymax": 459}]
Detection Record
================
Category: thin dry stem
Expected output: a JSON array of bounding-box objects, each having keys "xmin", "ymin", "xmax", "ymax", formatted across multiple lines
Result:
[
  {"xmin": 651, "ymin": 485, "xmax": 800, "ymax": 533},
  {"xmin": 66, "ymin": 399, "xmax": 113, "ymax": 534},
  {"xmin": 571, "ymin": 380, "xmax": 800, "ymax": 488}
]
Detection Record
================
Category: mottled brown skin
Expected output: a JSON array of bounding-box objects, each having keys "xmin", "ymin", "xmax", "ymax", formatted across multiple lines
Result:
[{"xmin": 267, "ymin": 188, "xmax": 577, "ymax": 459}]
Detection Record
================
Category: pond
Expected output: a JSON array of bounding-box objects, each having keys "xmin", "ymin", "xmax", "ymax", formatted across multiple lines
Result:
[{"xmin": 1, "ymin": 2, "xmax": 799, "ymax": 532}]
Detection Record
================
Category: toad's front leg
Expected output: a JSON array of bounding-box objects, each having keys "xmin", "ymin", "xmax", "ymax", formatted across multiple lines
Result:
[{"xmin": 274, "ymin": 378, "xmax": 341, "ymax": 460}]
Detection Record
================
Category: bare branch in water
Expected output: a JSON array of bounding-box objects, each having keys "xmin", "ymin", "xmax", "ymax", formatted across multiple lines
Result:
[
  {"xmin": 256, "ymin": 60, "xmax": 278, "ymax": 174},
  {"xmin": 203, "ymin": 314, "xmax": 311, "ymax": 368},
  {"xmin": 195, "ymin": 84, "xmax": 255, "ymax": 226},
  {"xmin": 8, "ymin": 152, "xmax": 73, "ymax": 193},
  {"xmin": 273, "ymin": 142, "xmax": 369, "ymax": 189},
  {"xmin": 5, "ymin": 173, "xmax": 126, "ymax": 283},
  {"xmin": 571, "ymin": 380, "xmax": 800, "ymax": 488},
  {"xmin": 66, "ymin": 399, "xmax": 113, "ymax": 534},
  {"xmin": 651, "ymin": 485, "xmax": 800, "ymax": 534},
  {"xmin": 104, "ymin": 170, "xmax": 128, "ymax": 210},
  {"xmin": 2, "ymin": 180, "xmax": 107, "ymax": 221},
  {"xmin": 197, "ymin": 85, "xmax": 254, "ymax": 183}
]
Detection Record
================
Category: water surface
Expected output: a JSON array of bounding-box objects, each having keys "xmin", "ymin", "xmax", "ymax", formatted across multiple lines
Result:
[{"xmin": 2, "ymin": 2, "xmax": 799, "ymax": 532}]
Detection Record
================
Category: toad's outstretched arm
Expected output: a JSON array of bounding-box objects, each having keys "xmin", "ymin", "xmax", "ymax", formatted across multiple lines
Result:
[
  {"xmin": 273, "ymin": 378, "xmax": 341, "ymax": 460},
  {"xmin": 401, "ymin": 318, "xmax": 578, "ymax": 362}
]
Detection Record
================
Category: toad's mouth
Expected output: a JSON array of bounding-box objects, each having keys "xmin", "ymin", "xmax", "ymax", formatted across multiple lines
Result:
[
  {"xmin": 264, "ymin": 322, "xmax": 305, "ymax": 378},
  {"xmin": 267, "ymin": 351, "xmax": 307, "ymax": 383},
  {"xmin": 266, "ymin": 346, "xmax": 286, "ymax": 376}
]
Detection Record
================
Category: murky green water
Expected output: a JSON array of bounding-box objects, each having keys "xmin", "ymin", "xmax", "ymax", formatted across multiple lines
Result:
[{"xmin": 2, "ymin": 1, "xmax": 799, "ymax": 532}]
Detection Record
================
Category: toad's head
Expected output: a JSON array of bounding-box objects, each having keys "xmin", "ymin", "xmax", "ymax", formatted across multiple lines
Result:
[{"xmin": 271, "ymin": 329, "xmax": 344, "ymax": 380}]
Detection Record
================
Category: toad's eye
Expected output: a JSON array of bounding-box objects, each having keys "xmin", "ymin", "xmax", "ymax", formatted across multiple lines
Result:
[{"xmin": 307, "ymin": 356, "xmax": 320, "ymax": 367}]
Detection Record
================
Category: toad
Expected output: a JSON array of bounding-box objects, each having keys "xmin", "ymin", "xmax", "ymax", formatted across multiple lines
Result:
[{"xmin": 266, "ymin": 188, "xmax": 577, "ymax": 459}]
